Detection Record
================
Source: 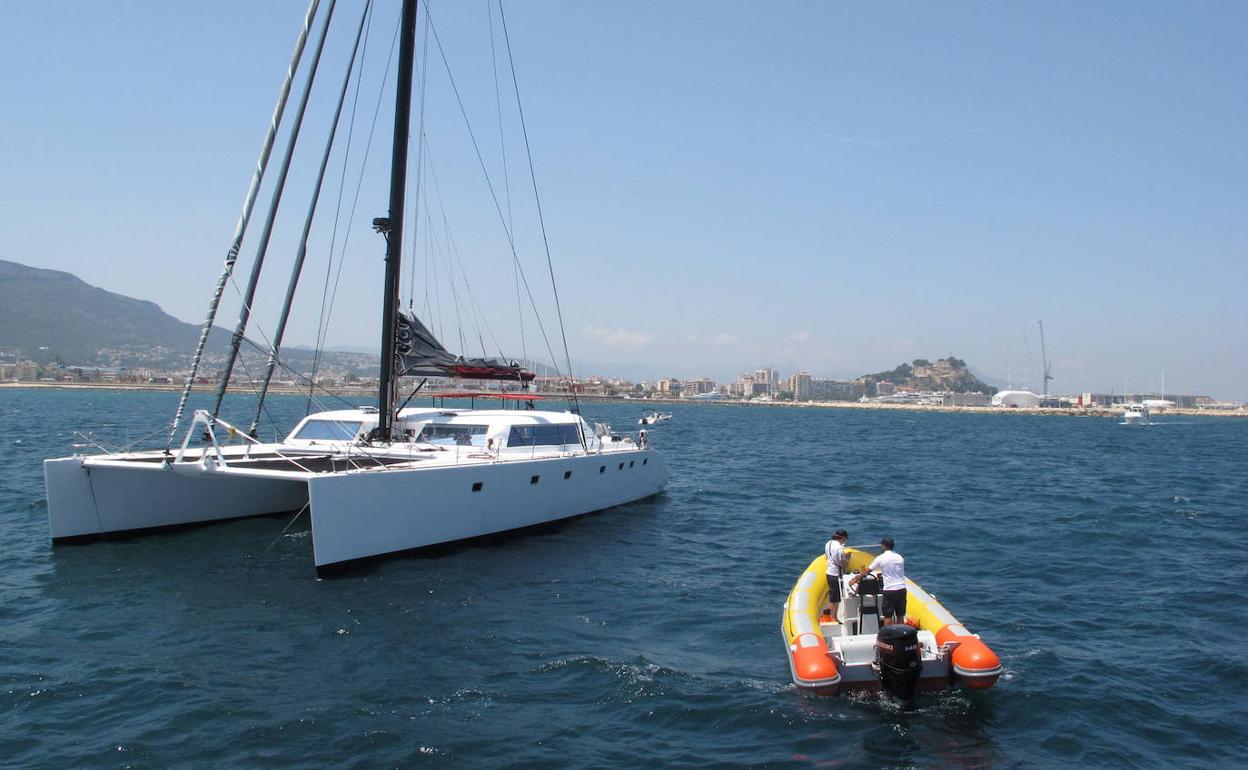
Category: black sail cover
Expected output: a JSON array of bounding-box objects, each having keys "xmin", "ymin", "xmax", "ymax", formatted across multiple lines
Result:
[{"xmin": 395, "ymin": 311, "xmax": 535, "ymax": 382}]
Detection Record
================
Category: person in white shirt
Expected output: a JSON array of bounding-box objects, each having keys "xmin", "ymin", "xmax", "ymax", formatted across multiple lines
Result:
[
  {"xmin": 823, "ymin": 528, "xmax": 850, "ymax": 621},
  {"xmin": 850, "ymin": 537, "xmax": 907, "ymax": 625}
]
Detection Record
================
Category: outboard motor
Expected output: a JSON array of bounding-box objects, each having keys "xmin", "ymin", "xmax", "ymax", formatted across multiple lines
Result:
[{"xmin": 875, "ymin": 624, "xmax": 922, "ymax": 706}]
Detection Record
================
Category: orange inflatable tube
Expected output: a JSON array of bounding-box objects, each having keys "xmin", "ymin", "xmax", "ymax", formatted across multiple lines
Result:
[{"xmin": 935, "ymin": 623, "xmax": 1003, "ymax": 688}]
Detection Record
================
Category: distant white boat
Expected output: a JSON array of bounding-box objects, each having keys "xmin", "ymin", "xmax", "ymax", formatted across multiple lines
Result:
[
  {"xmin": 1123, "ymin": 403, "xmax": 1150, "ymax": 425},
  {"xmin": 639, "ymin": 411, "xmax": 672, "ymax": 426}
]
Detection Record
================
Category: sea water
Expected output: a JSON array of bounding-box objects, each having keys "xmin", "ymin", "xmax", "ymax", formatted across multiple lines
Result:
[{"xmin": 1, "ymin": 388, "xmax": 1245, "ymax": 768}]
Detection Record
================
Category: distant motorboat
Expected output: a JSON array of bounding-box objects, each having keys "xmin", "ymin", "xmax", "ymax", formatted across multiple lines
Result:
[
  {"xmin": 639, "ymin": 411, "xmax": 672, "ymax": 426},
  {"xmin": 1123, "ymin": 403, "xmax": 1150, "ymax": 425}
]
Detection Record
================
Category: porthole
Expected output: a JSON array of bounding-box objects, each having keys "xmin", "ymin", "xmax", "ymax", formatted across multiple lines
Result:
[
  {"xmin": 530, "ymin": 475, "xmax": 540, "ymax": 485},
  {"xmin": 629, "ymin": 461, "xmax": 635, "ymax": 468},
  {"xmin": 643, "ymin": 458, "xmax": 648, "ymax": 465},
  {"xmin": 471, "ymin": 482, "xmax": 484, "ymax": 492},
  {"xmin": 599, "ymin": 465, "xmax": 606, "ymax": 474},
  {"xmin": 563, "ymin": 470, "xmax": 572, "ymax": 480},
  {"xmin": 618, "ymin": 463, "xmax": 624, "ymax": 470}
]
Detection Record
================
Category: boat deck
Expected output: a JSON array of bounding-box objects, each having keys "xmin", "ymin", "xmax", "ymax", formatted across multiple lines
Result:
[{"xmin": 83, "ymin": 443, "xmax": 640, "ymax": 477}]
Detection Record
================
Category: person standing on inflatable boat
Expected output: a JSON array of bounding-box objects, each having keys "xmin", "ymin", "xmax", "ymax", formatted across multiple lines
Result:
[
  {"xmin": 851, "ymin": 537, "xmax": 907, "ymax": 625},
  {"xmin": 824, "ymin": 528, "xmax": 850, "ymax": 621}
]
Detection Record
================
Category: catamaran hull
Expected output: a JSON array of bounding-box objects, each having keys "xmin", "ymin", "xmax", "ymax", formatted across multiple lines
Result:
[
  {"xmin": 308, "ymin": 450, "xmax": 666, "ymax": 569},
  {"xmin": 44, "ymin": 456, "xmax": 308, "ymax": 541},
  {"xmin": 45, "ymin": 449, "xmax": 667, "ymax": 571}
]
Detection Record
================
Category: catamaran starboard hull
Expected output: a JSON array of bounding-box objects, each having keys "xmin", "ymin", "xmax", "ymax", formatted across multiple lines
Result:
[{"xmin": 308, "ymin": 450, "xmax": 667, "ymax": 569}]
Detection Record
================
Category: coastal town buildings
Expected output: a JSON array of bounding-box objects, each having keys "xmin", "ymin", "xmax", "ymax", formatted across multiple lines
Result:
[
  {"xmin": 657, "ymin": 378, "xmax": 683, "ymax": 396},
  {"xmin": 809, "ymin": 378, "xmax": 862, "ymax": 402},
  {"xmin": 3, "ymin": 348, "xmax": 1232, "ymax": 411},
  {"xmin": 681, "ymin": 377, "xmax": 716, "ymax": 396},
  {"xmin": 787, "ymin": 372, "xmax": 812, "ymax": 401},
  {"xmin": 755, "ymin": 367, "xmax": 780, "ymax": 395}
]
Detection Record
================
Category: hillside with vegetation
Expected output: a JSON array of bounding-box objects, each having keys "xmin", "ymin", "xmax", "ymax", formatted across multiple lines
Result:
[
  {"xmin": 0, "ymin": 259, "xmax": 373, "ymax": 375},
  {"xmin": 857, "ymin": 357, "xmax": 997, "ymax": 396}
]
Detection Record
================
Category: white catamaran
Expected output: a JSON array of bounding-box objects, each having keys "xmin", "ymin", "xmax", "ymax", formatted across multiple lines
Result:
[{"xmin": 43, "ymin": 0, "xmax": 667, "ymax": 574}]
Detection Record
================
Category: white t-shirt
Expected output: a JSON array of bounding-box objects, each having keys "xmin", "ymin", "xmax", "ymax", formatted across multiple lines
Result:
[
  {"xmin": 868, "ymin": 550, "xmax": 906, "ymax": 591},
  {"xmin": 825, "ymin": 539, "xmax": 847, "ymax": 576}
]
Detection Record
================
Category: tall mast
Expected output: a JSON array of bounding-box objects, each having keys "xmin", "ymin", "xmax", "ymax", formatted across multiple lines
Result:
[{"xmin": 374, "ymin": 0, "xmax": 418, "ymax": 441}]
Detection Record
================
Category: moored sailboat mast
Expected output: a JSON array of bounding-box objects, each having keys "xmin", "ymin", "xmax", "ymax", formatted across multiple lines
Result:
[{"xmin": 374, "ymin": 0, "xmax": 419, "ymax": 441}]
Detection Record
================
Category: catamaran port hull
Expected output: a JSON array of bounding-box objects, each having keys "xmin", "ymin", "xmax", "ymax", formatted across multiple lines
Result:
[{"xmin": 44, "ymin": 456, "xmax": 308, "ymax": 541}]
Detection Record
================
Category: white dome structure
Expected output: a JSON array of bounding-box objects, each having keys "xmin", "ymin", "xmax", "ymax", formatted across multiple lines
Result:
[{"xmin": 991, "ymin": 390, "xmax": 1041, "ymax": 408}]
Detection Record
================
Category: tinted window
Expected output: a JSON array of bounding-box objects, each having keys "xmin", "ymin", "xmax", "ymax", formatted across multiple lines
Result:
[
  {"xmin": 418, "ymin": 424, "xmax": 489, "ymax": 446},
  {"xmin": 507, "ymin": 423, "xmax": 581, "ymax": 447},
  {"xmin": 292, "ymin": 420, "xmax": 363, "ymax": 441}
]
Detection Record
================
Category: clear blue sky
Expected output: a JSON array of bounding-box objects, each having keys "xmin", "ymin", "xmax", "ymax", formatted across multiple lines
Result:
[{"xmin": 2, "ymin": 1, "xmax": 1245, "ymax": 398}]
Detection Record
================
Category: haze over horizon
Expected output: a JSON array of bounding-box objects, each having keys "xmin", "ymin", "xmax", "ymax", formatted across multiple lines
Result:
[{"xmin": 2, "ymin": 2, "xmax": 1244, "ymax": 399}]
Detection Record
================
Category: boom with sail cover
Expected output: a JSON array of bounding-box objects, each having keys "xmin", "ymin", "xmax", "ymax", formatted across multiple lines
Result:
[{"xmin": 395, "ymin": 312, "xmax": 534, "ymax": 382}]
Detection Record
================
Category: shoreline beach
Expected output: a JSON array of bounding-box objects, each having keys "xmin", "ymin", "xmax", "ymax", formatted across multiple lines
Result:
[{"xmin": 4, "ymin": 381, "xmax": 1243, "ymax": 418}]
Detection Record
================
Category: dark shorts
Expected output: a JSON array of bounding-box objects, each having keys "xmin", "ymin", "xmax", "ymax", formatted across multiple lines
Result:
[
  {"xmin": 826, "ymin": 574, "xmax": 842, "ymax": 603},
  {"xmin": 881, "ymin": 588, "xmax": 907, "ymax": 619}
]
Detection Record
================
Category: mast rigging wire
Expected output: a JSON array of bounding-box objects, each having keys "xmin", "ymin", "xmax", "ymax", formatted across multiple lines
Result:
[
  {"xmin": 308, "ymin": 9, "xmax": 400, "ymax": 414},
  {"xmin": 424, "ymin": 7, "xmax": 563, "ymax": 383},
  {"xmin": 249, "ymin": 0, "xmax": 374, "ymax": 438},
  {"xmin": 168, "ymin": 0, "xmax": 322, "ymax": 449},
  {"xmin": 407, "ymin": 9, "xmax": 433, "ymax": 310},
  {"xmin": 212, "ymin": 0, "xmax": 341, "ymax": 422},
  {"xmin": 419, "ymin": 140, "xmax": 504, "ymax": 359},
  {"xmin": 498, "ymin": 0, "xmax": 581, "ymax": 414},
  {"xmin": 488, "ymin": 1, "xmax": 526, "ymax": 368}
]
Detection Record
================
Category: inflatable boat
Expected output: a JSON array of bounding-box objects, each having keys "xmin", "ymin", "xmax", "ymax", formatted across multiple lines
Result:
[{"xmin": 781, "ymin": 547, "xmax": 1001, "ymax": 701}]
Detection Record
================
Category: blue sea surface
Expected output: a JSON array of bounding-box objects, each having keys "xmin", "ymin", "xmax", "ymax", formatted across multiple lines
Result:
[{"xmin": 1, "ymin": 388, "xmax": 1245, "ymax": 768}]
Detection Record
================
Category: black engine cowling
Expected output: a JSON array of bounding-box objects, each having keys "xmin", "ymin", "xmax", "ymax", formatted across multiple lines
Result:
[{"xmin": 875, "ymin": 624, "xmax": 922, "ymax": 703}]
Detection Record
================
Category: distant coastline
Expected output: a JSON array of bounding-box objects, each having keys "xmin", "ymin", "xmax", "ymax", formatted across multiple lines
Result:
[{"xmin": 4, "ymin": 381, "xmax": 1244, "ymax": 418}]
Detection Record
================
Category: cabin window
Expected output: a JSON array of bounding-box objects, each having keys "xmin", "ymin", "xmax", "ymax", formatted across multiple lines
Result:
[
  {"xmin": 643, "ymin": 458, "xmax": 648, "ymax": 465},
  {"xmin": 530, "ymin": 475, "xmax": 540, "ymax": 485},
  {"xmin": 618, "ymin": 463, "xmax": 624, "ymax": 470},
  {"xmin": 292, "ymin": 419, "xmax": 363, "ymax": 442},
  {"xmin": 472, "ymin": 482, "xmax": 484, "ymax": 492},
  {"xmin": 418, "ymin": 424, "xmax": 489, "ymax": 447},
  {"xmin": 563, "ymin": 470, "xmax": 572, "ymax": 479},
  {"xmin": 599, "ymin": 465, "xmax": 606, "ymax": 474},
  {"xmin": 507, "ymin": 423, "xmax": 582, "ymax": 447}
]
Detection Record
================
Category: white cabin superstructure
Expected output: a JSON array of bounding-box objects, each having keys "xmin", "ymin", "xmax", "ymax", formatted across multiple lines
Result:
[{"xmin": 45, "ymin": 405, "xmax": 666, "ymax": 572}]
